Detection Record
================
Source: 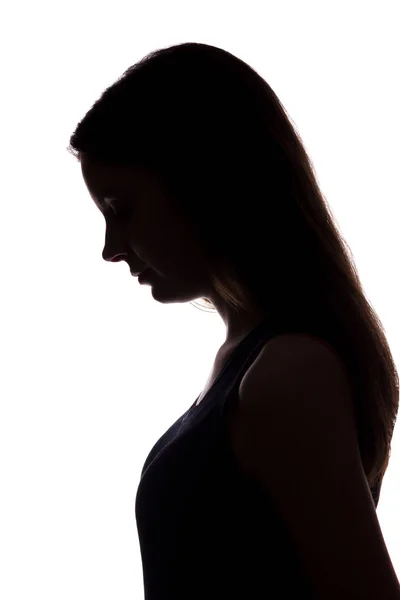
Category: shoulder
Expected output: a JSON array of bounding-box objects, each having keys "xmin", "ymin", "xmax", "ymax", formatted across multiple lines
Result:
[
  {"xmin": 246, "ymin": 331, "xmax": 346, "ymax": 374},
  {"xmin": 238, "ymin": 332, "xmax": 353, "ymax": 419},
  {"xmin": 231, "ymin": 333, "xmax": 400, "ymax": 599},
  {"xmin": 235, "ymin": 332, "xmax": 357, "ymax": 467},
  {"xmin": 230, "ymin": 332, "xmax": 358, "ymax": 479}
]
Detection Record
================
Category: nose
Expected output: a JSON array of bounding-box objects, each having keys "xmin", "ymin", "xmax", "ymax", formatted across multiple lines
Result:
[
  {"xmin": 102, "ymin": 225, "xmax": 128, "ymax": 263},
  {"xmin": 102, "ymin": 249, "xmax": 128, "ymax": 263}
]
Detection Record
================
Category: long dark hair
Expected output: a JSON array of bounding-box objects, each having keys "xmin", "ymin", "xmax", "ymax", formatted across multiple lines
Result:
[{"xmin": 68, "ymin": 42, "xmax": 398, "ymax": 493}]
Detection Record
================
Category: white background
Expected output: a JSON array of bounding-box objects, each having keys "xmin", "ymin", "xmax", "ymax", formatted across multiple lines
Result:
[{"xmin": 1, "ymin": 1, "xmax": 399, "ymax": 598}]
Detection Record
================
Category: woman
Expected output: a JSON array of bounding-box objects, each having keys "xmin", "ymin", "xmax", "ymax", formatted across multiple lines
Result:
[{"xmin": 68, "ymin": 42, "xmax": 400, "ymax": 599}]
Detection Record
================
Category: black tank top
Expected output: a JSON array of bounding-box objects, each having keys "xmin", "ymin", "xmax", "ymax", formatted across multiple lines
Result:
[{"xmin": 135, "ymin": 318, "xmax": 382, "ymax": 599}]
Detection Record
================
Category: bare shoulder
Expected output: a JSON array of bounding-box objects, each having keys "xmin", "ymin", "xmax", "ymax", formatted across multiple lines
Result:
[
  {"xmin": 229, "ymin": 333, "xmax": 400, "ymax": 599},
  {"xmin": 228, "ymin": 332, "xmax": 356, "ymax": 473},
  {"xmin": 234, "ymin": 332, "xmax": 358, "ymax": 456},
  {"xmin": 238, "ymin": 332, "xmax": 353, "ymax": 418},
  {"xmin": 244, "ymin": 332, "xmax": 346, "ymax": 376}
]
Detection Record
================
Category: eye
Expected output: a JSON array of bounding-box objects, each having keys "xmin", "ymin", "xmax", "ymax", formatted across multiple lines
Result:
[
  {"xmin": 105, "ymin": 205, "xmax": 131, "ymax": 222},
  {"xmin": 102, "ymin": 196, "xmax": 119, "ymax": 216},
  {"xmin": 103, "ymin": 196, "xmax": 117, "ymax": 213},
  {"xmin": 102, "ymin": 195, "xmax": 133, "ymax": 222}
]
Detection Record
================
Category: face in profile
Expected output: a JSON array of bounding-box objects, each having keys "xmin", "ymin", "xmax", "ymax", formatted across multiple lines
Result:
[{"xmin": 80, "ymin": 156, "xmax": 214, "ymax": 305}]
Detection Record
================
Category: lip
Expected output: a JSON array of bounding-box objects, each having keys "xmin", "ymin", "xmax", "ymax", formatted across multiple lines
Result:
[
  {"xmin": 130, "ymin": 266, "xmax": 148, "ymax": 276},
  {"xmin": 138, "ymin": 267, "xmax": 151, "ymax": 283}
]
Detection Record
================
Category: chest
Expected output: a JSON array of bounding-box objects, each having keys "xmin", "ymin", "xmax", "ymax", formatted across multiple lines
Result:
[{"xmin": 194, "ymin": 379, "xmax": 250, "ymax": 479}]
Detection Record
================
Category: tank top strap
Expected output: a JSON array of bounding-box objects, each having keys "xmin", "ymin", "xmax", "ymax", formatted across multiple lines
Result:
[
  {"xmin": 215, "ymin": 325, "xmax": 347, "ymax": 401},
  {"xmin": 188, "ymin": 319, "xmax": 346, "ymax": 418},
  {"xmin": 214, "ymin": 318, "xmax": 283, "ymax": 409},
  {"xmin": 189, "ymin": 317, "xmax": 282, "ymax": 416}
]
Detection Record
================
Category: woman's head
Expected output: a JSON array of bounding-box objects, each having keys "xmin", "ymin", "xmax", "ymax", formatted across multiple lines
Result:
[
  {"xmin": 70, "ymin": 42, "xmax": 303, "ymax": 316},
  {"xmin": 80, "ymin": 153, "xmax": 241, "ymax": 310},
  {"xmin": 68, "ymin": 42, "xmax": 398, "ymax": 492}
]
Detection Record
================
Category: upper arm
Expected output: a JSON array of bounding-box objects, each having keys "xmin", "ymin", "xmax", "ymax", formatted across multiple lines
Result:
[{"xmin": 234, "ymin": 334, "xmax": 400, "ymax": 600}]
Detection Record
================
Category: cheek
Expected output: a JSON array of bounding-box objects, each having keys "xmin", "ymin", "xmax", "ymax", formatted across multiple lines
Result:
[{"xmin": 127, "ymin": 207, "xmax": 206, "ymax": 274}]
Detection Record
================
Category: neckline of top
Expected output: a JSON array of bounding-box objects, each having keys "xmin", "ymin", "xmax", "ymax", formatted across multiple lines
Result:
[{"xmin": 188, "ymin": 316, "xmax": 272, "ymax": 412}]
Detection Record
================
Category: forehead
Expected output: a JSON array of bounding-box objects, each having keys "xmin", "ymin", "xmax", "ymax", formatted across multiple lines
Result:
[
  {"xmin": 80, "ymin": 156, "xmax": 172, "ymax": 214},
  {"xmin": 81, "ymin": 158, "xmax": 143, "ymax": 206},
  {"xmin": 81, "ymin": 157, "xmax": 132, "ymax": 191}
]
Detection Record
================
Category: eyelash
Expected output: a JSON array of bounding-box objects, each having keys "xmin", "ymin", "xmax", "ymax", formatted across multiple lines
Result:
[
  {"xmin": 106, "ymin": 207, "xmax": 129, "ymax": 221},
  {"xmin": 103, "ymin": 196, "xmax": 119, "ymax": 216},
  {"xmin": 103, "ymin": 197, "xmax": 132, "ymax": 221}
]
